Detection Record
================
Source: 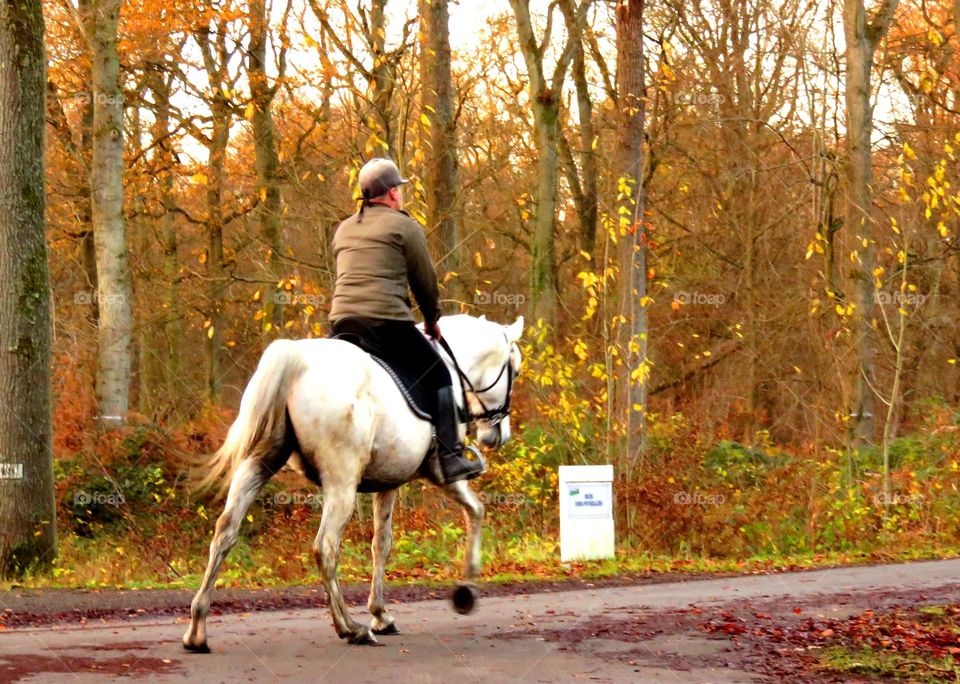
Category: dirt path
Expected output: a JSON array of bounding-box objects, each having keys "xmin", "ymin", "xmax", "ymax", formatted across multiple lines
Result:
[{"xmin": 1, "ymin": 558, "xmax": 958, "ymax": 683}]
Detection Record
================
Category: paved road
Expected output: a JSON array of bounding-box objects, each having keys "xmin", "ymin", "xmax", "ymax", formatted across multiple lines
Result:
[{"xmin": 2, "ymin": 559, "xmax": 959, "ymax": 683}]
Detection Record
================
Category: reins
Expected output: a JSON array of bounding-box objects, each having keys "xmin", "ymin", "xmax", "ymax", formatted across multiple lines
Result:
[{"xmin": 435, "ymin": 334, "xmax": 515, "ymax": 429}]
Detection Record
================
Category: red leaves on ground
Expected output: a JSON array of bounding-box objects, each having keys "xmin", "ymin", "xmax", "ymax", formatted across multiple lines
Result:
[{"xmin": 702, "ymin": 603, "xmax": 960, "ymax": 661}]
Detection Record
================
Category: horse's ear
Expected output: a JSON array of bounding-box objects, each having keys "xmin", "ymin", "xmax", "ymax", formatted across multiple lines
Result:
[{"xmin": 505, "ymin": 315, "xmax": 524, "ymax": 343}]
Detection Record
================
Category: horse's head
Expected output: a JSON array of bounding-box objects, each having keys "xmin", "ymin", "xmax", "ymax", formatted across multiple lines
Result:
[{"xmin": 440, "ymin": 314, "xmax": 524, "ymax": 449}]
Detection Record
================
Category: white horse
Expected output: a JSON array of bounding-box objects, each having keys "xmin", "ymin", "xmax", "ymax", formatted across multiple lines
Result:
[{"xmin": 183, "ymin": 314, "xmax": 524, "ymax": 652}]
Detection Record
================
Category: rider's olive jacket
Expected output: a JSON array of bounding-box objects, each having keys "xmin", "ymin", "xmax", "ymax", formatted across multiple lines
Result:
[{"xmin": 329, "ymin": 204, "xmax": 441, "ymax": 326}]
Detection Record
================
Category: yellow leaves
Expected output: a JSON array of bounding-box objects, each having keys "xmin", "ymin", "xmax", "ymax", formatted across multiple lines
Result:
[
  {"xmin": 573, "ymin": 339, "xmax": 588, "ymax": 362},
  {"xmin": 252, "ymin": 289, "xmax": 262, "ymax": 302},
  {"xmin": 928, "ymin": 28, "xmax": 944, "ymax": 46},
  {"xmin": 191, "ymin": 172, "xmax": 208, "ymax": 185},
  {"xmin": 419, "ymin": 113, "xmax": 431, "ymax": 128},
  {"xmin": 938, "ymin": 222, "xmax": 950, "ymax": 238},
  {"xmin": 630, "ymin": 363, "xmax": 650, "ymax": 383},
  {"xmin": 583, "ymin": 296, "xmax": 598, "ymax": 321},
  {"xmin": 244, "ymin": 103, "xmax": 256, "ymax": 121},
  {"xmin": 835, "ymin": 302, "xmax": 855, "ymax": 317},
  {"xmin": 805, "ymin": 240, "xmax": 824, "ymax": 260},
  {"xmin": 577, "ymin": 271, "xmax": 600, "ymax": 288},
  {"xmin": 207, "ymin": 326, "xmax": 214, "ymax": 339},
  {"xmin": 903, "ymin": 141, "xmax": 917, "ymax": 160},
  {"xmin": 473, "ymin": 251, "xmax": 482, "ymax": 268}
]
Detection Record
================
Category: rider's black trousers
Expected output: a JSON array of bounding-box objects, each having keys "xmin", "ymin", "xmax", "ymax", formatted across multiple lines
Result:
[{"xmin": 330, "ymin": 317, "xmax": 452, "ymax": 419}]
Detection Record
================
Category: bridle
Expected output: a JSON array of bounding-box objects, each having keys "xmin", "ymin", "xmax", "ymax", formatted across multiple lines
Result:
[{"xmin": 436, "ymin": 334, "xmax": 516, "ymax": 430}]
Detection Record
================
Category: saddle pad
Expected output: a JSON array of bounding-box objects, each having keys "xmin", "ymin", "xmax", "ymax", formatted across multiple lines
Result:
[{"xmin": 369, "ymin": 354, "xmax": 433, "ymax": 422}]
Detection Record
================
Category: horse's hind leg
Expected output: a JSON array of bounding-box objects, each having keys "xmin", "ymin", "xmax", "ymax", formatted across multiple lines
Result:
[
  {"xmin": 313, "ymin": 481, "xmax": 377, "ymax": 644},
  {"xmin": 368, "ymin": 488, "xmax": 399, "ymax": 634},
  {"xmin": 183, "ymin": 459, "xmax": 270, "ymax": 653},
  {"xmin": 442, "ymin": 480, "xmax": 484, "ymax": 614}
]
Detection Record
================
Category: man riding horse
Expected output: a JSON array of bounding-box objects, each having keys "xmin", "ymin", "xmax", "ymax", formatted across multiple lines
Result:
[{"xmin": 329, "ymin": 157, "xmax": 484, "ymax": 485}]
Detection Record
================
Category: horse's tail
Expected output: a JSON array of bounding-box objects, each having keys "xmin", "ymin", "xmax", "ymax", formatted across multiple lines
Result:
[{"xmin": 198, "ymin": 339, "xmax": 306, "ymax": 496}]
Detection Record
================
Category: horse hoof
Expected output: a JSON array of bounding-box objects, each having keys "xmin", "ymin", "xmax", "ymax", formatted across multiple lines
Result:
[
  {"xmin": 451, "ymin": 584, "xmax": 478, "ymax": 615},
  {"xmin": 372, "ymin": 622, "xmax": 400, "ymax": 635},
  {"xmin": 347, "ymin": 628, "xmax": 380, "ymax": 646},
  {"xmin": 183, "ymin": 640, "xmax": 211, "ymax": 654}
]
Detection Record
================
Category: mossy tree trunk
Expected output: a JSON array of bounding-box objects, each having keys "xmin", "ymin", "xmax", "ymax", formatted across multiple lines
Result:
[{"xmin": 0, "ymin": 0, "xmax": 57, "ymax": 576}]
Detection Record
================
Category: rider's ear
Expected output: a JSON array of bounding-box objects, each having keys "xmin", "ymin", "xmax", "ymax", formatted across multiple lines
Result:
[{"xmin": 505, "ymin": 316, "xmax": 524, "ymax": 343}]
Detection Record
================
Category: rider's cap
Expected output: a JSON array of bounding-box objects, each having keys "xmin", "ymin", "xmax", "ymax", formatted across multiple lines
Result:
[{"xmin": 358, "ymin": 158, "xmax": 408, "ymax": 199}]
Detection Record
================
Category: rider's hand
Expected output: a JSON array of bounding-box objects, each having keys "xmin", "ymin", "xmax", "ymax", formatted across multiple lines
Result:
[{"xmin": 424, "ymin": 320, "xmax": 441, "ymax": 340}]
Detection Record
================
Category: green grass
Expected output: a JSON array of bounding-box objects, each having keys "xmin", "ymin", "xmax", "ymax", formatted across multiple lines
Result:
[
  {"xmin": 3, "ymin": 532, "xmax": 957, "ymax": 592},
  {"xmin": 819, "ymin": 646, "xmax": 960, "ymax": 682}
]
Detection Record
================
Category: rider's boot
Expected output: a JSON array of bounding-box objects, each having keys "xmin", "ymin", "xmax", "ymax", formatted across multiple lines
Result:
[{"xmin": 436, "ymin": 386, "xmax": 484, "ymax": 485}]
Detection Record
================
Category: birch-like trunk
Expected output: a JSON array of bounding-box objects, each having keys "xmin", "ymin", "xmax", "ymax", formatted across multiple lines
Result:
[
  {"xmin": 85, "ymin": 0, "xmax": 132, "ymax": 426},
  {"xmin": 0, "ymin": 0, "xmax": 57, "ymax": 575}
]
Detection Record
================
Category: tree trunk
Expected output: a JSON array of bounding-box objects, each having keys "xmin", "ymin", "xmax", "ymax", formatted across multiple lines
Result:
[
  {"xmin": 152, "ymin": 70, "xmax": 182, "ymax": 404},
  {"xmin": 559, "ymin": 0, "xmax": 598, "ymax": 255},
  {"xmin": 368, "ymin": 0, "xmax": 395, "ymax": 154},
  {"xmin": 85, "ymin": 0, "xmax": 132, "ymax": 426},
  {"xmin": 205, "ymin": 93, "xmax": 229, "ymax": 402},
  {"xmin": 248, "ymin": 0, "xmax": 283, "ymax": 331},
  {"xmin": 842, "ymin": 0, "xmax": 900, "ymax": 446},
  {"xmin": 615, "ymin": 0, "xmax": 648, "ymax": 468},
  {"xmin": 509, "ymin": 0, "xmax": 567, "ymax": 326},
  {"xmin": 0, "ymin": 0, "xmax": 56, "ymax": 575},
  {"xmin": 420, "ymin": 0, "xmax": 462, "ymax": 307}
]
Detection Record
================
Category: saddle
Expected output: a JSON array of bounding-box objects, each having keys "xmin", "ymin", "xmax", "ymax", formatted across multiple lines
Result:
[
  {"xmin": 360, "ymin": 354, "xmax": 445, "ymax": 489},
  {"xmin": 368, "ymin": 354, "xmax": 433, "ymax": 421}
]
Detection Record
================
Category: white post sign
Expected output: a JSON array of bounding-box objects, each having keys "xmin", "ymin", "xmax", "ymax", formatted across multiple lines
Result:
[{"xmin": 559, "ymin": 464, "xmax": 615, "ymax": 561}]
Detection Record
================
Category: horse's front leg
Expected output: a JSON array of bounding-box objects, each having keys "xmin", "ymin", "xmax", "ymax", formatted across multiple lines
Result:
[
  {"xmin": 442, "ymin": 480, "xmax": 484, "ymax": 614},
  {"xmin": 313, "ymin": 484, "xmax": 377, "ymax": 645},
  {"xmin": 367, "ymin": 488, "xmax": 400, "ymax": 634}
]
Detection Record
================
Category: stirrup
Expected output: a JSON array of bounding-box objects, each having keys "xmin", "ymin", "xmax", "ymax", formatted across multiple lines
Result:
[{"xmin": 462, "ymin": 445, "xmax": 488, "ymax": 475}]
